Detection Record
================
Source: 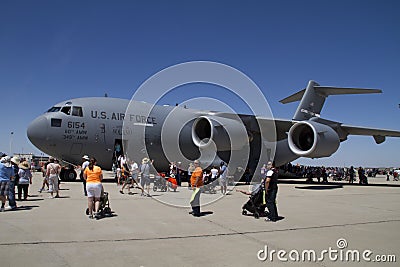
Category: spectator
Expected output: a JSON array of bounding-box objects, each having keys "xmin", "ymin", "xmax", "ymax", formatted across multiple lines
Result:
[
  {"xmin": 139, "ymin": 158, "xmax": 153, "ymax": 196},
  {"xmin": 83, "ymin": 157, "xmax": 103, "ymax": 219},
  {"xmin": 17, "ymin": 161, "xmax": 32, "ymax": 200},
  {"xmin": 0, "ymin": 156, "xmax": 14, "ymax": 212},
  {"xmin": 264, "ymin": 161, "xmax": 279, "ymax": 222},
  {"xmin": 80, "ymin": 155, "xmax": 90, "ymax": 196},
  {"xmin": 189, "ymin": 160, "xmax": 203, "ymax": 216},
  {"xmin": 46, "ymin": 157, "xmax": 61, "ymax": 198},
  {"xmin": 8, "ymin": 156, "xmax": 20, "ymax": 210},
  {"xmin": 219, "ymin": 161, "xmax": 228, "ymax": 195}
]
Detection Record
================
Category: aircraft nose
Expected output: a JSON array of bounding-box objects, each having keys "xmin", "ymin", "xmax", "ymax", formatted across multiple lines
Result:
[{"xmin": 27, "ymin": 116, "xmax": 49, "ymax": 147}]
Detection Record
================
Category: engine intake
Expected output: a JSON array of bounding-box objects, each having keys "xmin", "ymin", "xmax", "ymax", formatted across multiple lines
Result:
[
  {"xmin": 192, "ymin": 116, "xmax": 248, "ymax": 151},
  {"xmin": 288, "ymin": 121, "xmax": 340, "ymax": 158}
]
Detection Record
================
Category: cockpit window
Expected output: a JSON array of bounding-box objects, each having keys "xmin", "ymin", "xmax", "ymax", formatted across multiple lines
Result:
[
  {"xmin": 61, "ymin": 106, "xmax": 71, "ymax": 115},
  {"xmin": 72, "ymin": 106, "xmax": 83, "ymax": 117},
  {"xmin": 47, "ymin": 106, "xmax": 61, "ymax": 113}
]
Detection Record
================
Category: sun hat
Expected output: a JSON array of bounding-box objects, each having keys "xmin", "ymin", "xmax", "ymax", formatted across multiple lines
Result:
[
  {"xmin": 19, "ymin": 161, "xmax": 30, "ymax": 170},
  {"xmin": 11, "ymin": 156, "xmax": 21, "ymax": 165},
  {"xmin": 0, "ymin": 156, "xmax": 12, "ymax": 167}
]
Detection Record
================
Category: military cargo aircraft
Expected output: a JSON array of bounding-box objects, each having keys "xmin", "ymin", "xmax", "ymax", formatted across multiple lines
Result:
[{"xmin": 27, "ymin": 80, "xmax": 400, "ymax": 181}]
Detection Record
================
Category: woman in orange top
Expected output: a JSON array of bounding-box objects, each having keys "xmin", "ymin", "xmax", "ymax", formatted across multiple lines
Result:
[
  {"xmin": 83, "ymin": 157, "xmax": 103, "ymax": 219},
  {"xmin": 190, "ymin": 160, "xmax": 203, "ymax": 216}
]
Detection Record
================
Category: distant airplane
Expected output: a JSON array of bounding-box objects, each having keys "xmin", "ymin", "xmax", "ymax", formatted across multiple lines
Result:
[{"xmin": 27, "ymin": 80, "xmax": 400, "ymax": 181}]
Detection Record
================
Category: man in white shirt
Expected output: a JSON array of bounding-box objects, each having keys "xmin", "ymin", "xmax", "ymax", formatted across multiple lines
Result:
[
  {"xmin": 46, "ymin": 157, "xmax": 61, "ymax": 198},
  {"xmin": 80, "ymin": 155, "xmax": 90, "ymax": 196},
  {"xmin": 219, "ymin": 162, "xmax": 228, "ymax": 195}
]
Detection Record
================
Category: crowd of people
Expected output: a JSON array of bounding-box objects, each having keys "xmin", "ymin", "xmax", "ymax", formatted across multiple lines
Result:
[
  {"xmin": 2, "ymin": 151, "xmax": 398, "ymax": 224},
  {"xmin": 0, "ymin": 151, "xmax": 281, "ymax": 221},
  {"xmin": 0, "ymin": 154, "xmax": 33, "ymax": 211},
  {"xmin": 278, "ymin": 163, "xmax": 399, "ymax": 184}
]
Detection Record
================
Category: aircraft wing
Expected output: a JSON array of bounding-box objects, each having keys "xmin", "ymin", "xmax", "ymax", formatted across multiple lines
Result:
[
  {"xmin": 256, "ymin": 117, "xmax": 293, "ymax": 141},
  {"xmin": 251, "ymin": 116, "xmax": 400, "ymax": 144},
  {"xmin": 211, "ymin": 112, "xmax": 293, "ymax": 141},
  {"xmin": 340, "ymin": 124, "xmax": 400, "ymax": 144},
  {"xmin": 203, "ymin": 112, "xmax": 400, "ymax": 144}
]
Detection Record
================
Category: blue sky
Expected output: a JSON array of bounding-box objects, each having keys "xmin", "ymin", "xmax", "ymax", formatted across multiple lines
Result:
[{"xmin": 0, "ymin": 0, "xmax": 399, "ymax": 167}]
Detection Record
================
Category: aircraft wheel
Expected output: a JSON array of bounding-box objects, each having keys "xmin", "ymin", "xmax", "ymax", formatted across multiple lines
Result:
[{"xmin": 60, "ymin": 169, "xmax": 77, "ymax": 181}]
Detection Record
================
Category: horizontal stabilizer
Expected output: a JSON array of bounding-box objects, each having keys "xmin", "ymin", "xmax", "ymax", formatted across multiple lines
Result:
[
  {"xmin": 279, "ymin": 89, "xmax": 306, "ymax": 104},
  {"xmin": 314, "ymin": 86, "xmax": 382, "ymax": 97}
]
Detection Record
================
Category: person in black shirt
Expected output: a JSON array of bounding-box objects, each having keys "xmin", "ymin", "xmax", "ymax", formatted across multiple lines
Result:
[{"xmin": 264, "ymin": 161, "xmax": 279, "ymax": 222}]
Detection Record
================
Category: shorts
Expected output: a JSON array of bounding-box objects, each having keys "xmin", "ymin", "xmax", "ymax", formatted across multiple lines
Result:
[
  {"xmin": 86, "ymin": 183, "xmax": 102, "ymax": 198},
  {"xmin": 140, "ymin": 175, "xmax": 150, "ymax": 187},
  {"xmin": 0, "ymin": 181, "xmax": 10, "ymax": 197},
  {"xmin": 219, "ymin": 177, "xmax": 227, "ymax": 187},
  {"xmin": 123, "ymin": 175, "xmax": 133, "ymax": 185},
  {"xmin": 48, "ymin": 175, "xmax": 59, "ymax": 193}
]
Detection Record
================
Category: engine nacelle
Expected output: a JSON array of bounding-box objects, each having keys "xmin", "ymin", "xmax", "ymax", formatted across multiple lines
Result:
[
  {"xmin": 192, "ymin": 116, "xmax": 248, "ymax": 151},
  {"xmin": 288, "ymin": 121, "xmax": 340, "ymax": 158}
]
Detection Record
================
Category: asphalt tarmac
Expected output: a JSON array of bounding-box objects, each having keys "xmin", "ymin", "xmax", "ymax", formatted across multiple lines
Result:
[{"xmin": 1, "ymin": 171, "xmax": 399, "ymax": 266}]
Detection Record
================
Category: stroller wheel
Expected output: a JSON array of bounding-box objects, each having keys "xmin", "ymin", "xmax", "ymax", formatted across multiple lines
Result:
[
  {"xmin": 104, "ymin": 207, "xmax": 111, "ymax": 215},
  {"xmin": 85, "ymin": 208, "xmax": 89, "ymax": 215},
  {"xmin": 242, "ymin": 210, "xmax": 247, "ymax": 215},
  {"xmin": 153, "ymin": 186, "xmax": 157, "ymax": 192},
  {"xmin": 254, "ymin": 212, "xmax": 260, "ymax": 219}
]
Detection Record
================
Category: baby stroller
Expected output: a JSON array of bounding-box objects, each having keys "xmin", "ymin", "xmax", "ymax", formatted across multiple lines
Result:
[
  {"xmin": 153, "ymin": 173, "xmax": 167, "ymax": 192},
  {"xmin": 85, "ymin": 190, "xmax": 112, "ymax": 218},
  {"xmin": 359, "ymin": 173, "xmax": 368, "ymax": 185},
  {"xmin": 241, "ymin": 183, "xmax": 266, "ymax": 219},
  {"xmin": 203, "ymin": 174, "xmax": 217, "ymax": 194}
]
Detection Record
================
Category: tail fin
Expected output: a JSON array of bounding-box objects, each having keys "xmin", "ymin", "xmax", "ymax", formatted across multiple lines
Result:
[{"xmin": 279, "ymin": 80, "xmax": 382, "ymax": 121}]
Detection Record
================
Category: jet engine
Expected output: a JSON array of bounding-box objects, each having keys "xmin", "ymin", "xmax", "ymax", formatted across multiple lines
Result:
[
  {"xmin": 191, "ymin": 116, "xmax": 249, "ymax": 151},
  {"xmin": 288, "ymin": 121, "xmax": 340, "ymax": 158}
]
